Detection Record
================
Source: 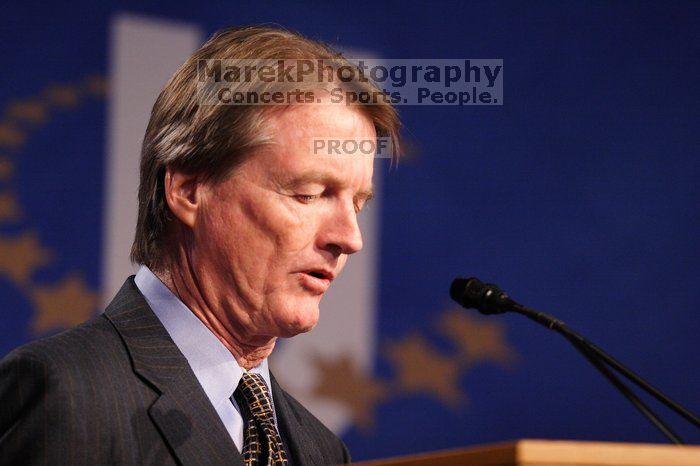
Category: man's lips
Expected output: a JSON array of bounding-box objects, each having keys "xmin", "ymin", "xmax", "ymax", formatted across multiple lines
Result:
[
  {"xmin": 303, "ymin": 269, "xmax": 335, "ymax": 281},
  {"xmin": 297, "ymin": 269, "xmax": 335, "ymax": 294}
]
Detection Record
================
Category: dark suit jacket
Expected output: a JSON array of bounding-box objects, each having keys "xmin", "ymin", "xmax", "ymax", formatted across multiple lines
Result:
[{"xmin": 0, "ymin": 278, "xmax": 350, "ymax": 465}]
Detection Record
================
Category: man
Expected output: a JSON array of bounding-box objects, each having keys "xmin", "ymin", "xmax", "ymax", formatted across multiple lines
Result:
[{"xmin": 0, "ymin": 26, "xmax": 399, "ymax": 465}]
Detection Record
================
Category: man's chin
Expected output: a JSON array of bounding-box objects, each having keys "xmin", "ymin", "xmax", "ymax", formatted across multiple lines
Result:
[
  {"xmin": 279, "ymin": 324, "xmax": 315, "ymax": 338},
  {"xmin": 276, "ymin": 309, "xmax": 319, "ymax": 338}
]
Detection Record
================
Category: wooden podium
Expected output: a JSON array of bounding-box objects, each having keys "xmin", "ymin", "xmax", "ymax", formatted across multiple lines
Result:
[{"xmin": 354, "ymin": 439, "xmax": 700, "ymax": 466}]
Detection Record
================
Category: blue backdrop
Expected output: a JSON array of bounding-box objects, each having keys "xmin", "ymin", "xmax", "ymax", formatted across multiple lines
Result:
[{"xmin": 1, "ymin": 0, "xmax": 698, "ymax": 460}]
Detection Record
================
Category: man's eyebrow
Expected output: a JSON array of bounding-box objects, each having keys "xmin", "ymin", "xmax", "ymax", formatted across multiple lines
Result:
[{"xmin": 282, "ymin": 171, "xmax": 333, "ymax": 188}]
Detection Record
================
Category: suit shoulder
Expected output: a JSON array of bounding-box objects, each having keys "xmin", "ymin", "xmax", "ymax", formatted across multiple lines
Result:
[
  {"xmin": 1, "ymin": 314, "xmax": 128, "ymax": 377},
  {"xmin": 0, "ymin": 315, "xmax": 145, "ymax": 465}
]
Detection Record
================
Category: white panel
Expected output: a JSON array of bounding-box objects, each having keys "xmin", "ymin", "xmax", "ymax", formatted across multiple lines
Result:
[{"xmin": 103, "ymin": 14, "xmax": 202, "ymax": 304}]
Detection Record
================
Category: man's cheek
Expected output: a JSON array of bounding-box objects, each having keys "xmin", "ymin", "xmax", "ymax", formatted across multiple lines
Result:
[
  {"xmin": 283, "ymin": 221, "xmax": 318, "ymax": 253},
  {"xmin": 281, "ymin": 205, "xmax": 320, "ymax": 240}
]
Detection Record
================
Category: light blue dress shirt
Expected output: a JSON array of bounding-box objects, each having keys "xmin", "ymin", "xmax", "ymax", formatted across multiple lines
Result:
[{"xmin": 134, "ymin": 265, "xmax": 275, "ymax": 450}]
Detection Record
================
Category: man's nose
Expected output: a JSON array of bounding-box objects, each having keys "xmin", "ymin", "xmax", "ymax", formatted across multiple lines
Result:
[{"xmin": 321, "ymin": 202, "xmax": 363, "ymax": 256}]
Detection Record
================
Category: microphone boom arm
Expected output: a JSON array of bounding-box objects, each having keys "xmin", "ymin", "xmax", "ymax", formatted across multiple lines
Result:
[
  {"xmin": 511, "ymin": 302, "xmax": 700, "ymax": 432},
  {"xmin": 450, "ymin": 277, "xmax": 700, "ymax": 443},
  {"xmin": 570, "ymin": 334, "xmax": 684, "ymax": 444}
]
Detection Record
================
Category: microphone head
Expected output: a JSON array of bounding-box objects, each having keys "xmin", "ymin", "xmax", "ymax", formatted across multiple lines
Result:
[
  {"xmin": 449, "ymin": 277, "xmax": 482, "ymax": 305},
  {"xmin": 450, "ymin": 277, "xmax": 513, "ymax": 314}
]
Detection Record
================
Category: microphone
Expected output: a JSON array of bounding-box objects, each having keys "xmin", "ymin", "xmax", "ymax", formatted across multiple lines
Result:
[
  {"xmin": 449, "ymin": 276, "xmax": 700, "ymax": 444},
  {"xmin": 450, "ymin": 277, "xmax": 565, "ymax": 329},
  {"xmin": 449, "ymin": 277, "xmax": 514, "ymax": 314}
]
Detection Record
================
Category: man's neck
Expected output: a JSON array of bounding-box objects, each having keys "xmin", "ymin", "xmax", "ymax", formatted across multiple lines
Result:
[{"xmin": 152, "ymin": 264, "xmax": 276, "ymax": 371}]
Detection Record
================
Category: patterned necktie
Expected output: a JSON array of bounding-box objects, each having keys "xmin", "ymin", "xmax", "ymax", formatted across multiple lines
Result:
[{"xmin": 233, "ymin": 373, "xmax": 289, "ymax": 466}]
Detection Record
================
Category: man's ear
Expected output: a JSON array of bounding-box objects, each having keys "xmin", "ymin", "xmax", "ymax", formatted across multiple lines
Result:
[{"xmin": 164, "ymin": 166, "xmax": 202, "ymax": 228}]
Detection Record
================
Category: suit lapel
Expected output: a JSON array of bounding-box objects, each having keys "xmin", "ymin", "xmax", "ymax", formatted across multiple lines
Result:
[
  {"xmin": 104, "ymin": 278, "xmax": 244, "ymax": 466},
  {"xmin": 270, "ymin": 374, "xmax": 325, "ymax": 466}
]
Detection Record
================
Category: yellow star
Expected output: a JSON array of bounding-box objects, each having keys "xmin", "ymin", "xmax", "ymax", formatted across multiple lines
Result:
[
  {"xmin": 310, "ymin": 354, "xmax": 388, "ymax": 430},
  {"xmin": 30, "ymin": 274, "xmax": 97, "ymax": 334},
  {"xmin": 0, "ymin": 122, "xmax": 25, "ymax": 148},
  {"xmin": 438, "ymin": 308, "xmax": 519, "ymax": 368},
  {"xmin": 44, "ymin": 84, "xmax": 80, "ymax": 108},
  {"xmin": 7, "ymin": 99, "xmax": 48, "ymax": 125},
  {"xmin": 384, "ymin": 333, "xmax": 464, "ymax": 407},
  {"xmin": 0, "ymin": 193, "xmax": 21, "ymax": 222},
  {"xmin": 0, "ymin": 157, "xmax": 14, "ymax": 180},
  {"xmin": 0, "ymin": 232, "xmax": 52, "ymax": 285}
]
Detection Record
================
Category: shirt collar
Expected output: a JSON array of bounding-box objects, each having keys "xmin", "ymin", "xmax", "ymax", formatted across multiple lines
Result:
[{"xmin": 134, "ymin": 265, "xmax": 272, "ymax": 410}]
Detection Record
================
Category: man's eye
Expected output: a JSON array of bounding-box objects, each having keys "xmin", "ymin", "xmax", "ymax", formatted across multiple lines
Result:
[{"xmin": 295, "ymin": 194, "xmax": 319, "ymax": 203}]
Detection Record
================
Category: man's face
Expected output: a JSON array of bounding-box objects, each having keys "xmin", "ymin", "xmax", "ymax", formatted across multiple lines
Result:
[{"xmin": 191, "ymin": 102, "xmax": 376, "ymax": 340}]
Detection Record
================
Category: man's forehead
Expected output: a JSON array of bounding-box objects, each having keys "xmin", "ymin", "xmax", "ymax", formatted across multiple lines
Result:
[{"xmin": 264, "ymin": 102, "xmax": 376, "ymax": 137}]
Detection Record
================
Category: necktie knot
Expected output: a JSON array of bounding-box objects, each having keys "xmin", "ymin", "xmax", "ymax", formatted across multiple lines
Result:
[
  {"xmin": 234, "ymin": 373, "xmax": 275, "ymax": 421},
  {"xmin": 233, "ymin": 372, "xmax": 288, "ymax": 465}
]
